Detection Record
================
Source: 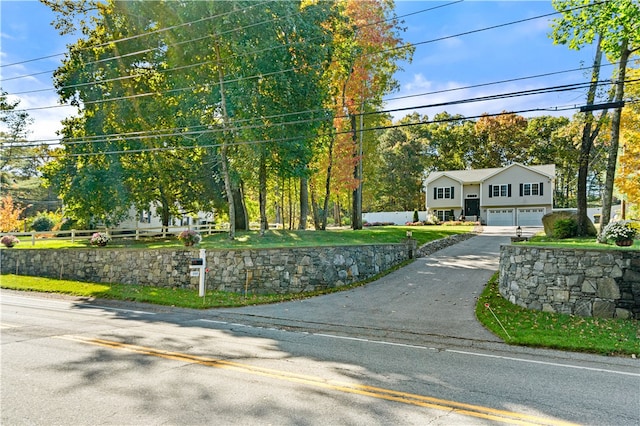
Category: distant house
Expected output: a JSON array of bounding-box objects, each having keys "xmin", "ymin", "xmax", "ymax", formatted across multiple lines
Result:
[
  {"xmin": 423, "ymin": 163, "xmax": 555, "ymax": 226},
  {"xmin": 115, "ymin": 205, "xmax": 215, "ymax": 231}
]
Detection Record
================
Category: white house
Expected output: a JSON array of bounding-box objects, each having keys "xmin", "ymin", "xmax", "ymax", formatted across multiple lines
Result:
[
  {"xmin": 424, "ymin": 163, "xmax": 555, "ymax": 226},
  {"xmin": 115, "ymin": 204, "xmax": 215, "ymax": 231}
]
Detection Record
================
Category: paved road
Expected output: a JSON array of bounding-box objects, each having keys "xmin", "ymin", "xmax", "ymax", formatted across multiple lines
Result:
[{"xmin": 209, "ymin": 226, "xmax": 539, "ymax": 347}]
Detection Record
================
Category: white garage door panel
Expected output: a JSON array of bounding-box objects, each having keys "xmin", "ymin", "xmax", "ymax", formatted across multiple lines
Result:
[
  {"xmin": 487, "ymin": 209, "xmax": 514, "ymax": 226},
  {"xmin": 518, "ymin": 208, "xmax": 545, "ymax": 226}
]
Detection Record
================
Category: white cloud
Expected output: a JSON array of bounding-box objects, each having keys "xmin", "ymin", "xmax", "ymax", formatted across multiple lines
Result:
[{"xmin": 385, "ymin": 77, "xmax": 579, "ymax": 123}]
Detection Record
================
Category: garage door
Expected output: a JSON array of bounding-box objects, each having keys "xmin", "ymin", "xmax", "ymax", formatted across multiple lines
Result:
[
  {"xmin": 517, "ymin": 208, "xmax": 546, "ymax": 226},
  {"xmin": 487, "ymin": 209, "xmax": 514, "ymax": 226}
]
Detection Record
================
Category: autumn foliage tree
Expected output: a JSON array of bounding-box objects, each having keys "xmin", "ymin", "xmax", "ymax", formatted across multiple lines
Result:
[
  {"xmin": 616, "ymin": 68, "xmax": 640, "ymax": 218},
  {"xmin": 0, "ymin": 195, "xmax": 24, "ymax": 232},
  {"xmin": 311, "ymin": 0, "xmax": 411, "ymax": 230}
]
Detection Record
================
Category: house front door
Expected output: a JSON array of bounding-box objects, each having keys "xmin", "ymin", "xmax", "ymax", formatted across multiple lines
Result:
[{"xmin": 464, "ymin": 199, "xmax": 480, "ymax": 218}]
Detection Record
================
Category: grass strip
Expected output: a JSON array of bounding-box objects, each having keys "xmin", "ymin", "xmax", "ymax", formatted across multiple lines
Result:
[
  {"xmin": 2, "ymin": 225, "xmax": 473, "ymax": 250},
  {"xmin": 476, "ymin": 273, "xmax": 640, "ymax": 356},
  {"xmin": 517, "ymin": 235, "xmax": 639, "ymax": 250}
]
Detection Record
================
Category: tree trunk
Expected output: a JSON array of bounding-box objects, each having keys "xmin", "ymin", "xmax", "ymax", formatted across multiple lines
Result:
[
  {"xmin": 232, "ymin": 182, "xmax": 248, "ymax": 231},
  {"xmin": 599, "ymin": 39, "xmax": 630, "ymax": 241},
  {"xmin": 320, "ymin": 135, "xmax": 335, "ymax": 231},
  {"xmin": 298, "ymin": 176, "xmax": 308, "ymax": 230},
  {"xmin": 159, "ymin": 191, "xmax": 170, "ymax": 235},
  {"xmin": 576, "ymin": 35, "xmax": 604, "ymax": 237},
  {"xmin": 310, "ymin": 185, "xmax": 321, "ymax": 230},
  {"xmin": 288, "ymin": 179, "xmax": 294, "ymax": 230},
  {"xmin": 259, "ymin": 149, "xmax": 268, "ymax": 236},
  {"xmin": 350, "ymin": 113, "xmax": 362, "ymax": 230},
  {"xmin": 214, "ymin": 44, "xmax": 235, "ymax": 239}
]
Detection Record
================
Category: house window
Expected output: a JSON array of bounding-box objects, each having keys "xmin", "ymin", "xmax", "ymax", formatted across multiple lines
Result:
[
  {"xmin": 489, "ymin": 184, "xmax": 511, "ymax": 198},
  {"xmin": 435, "ymin": 210, "xmax": 454, "ymax": 222},
  {"xmin": 434, "ymin": 186, "xmax": 455, "ymax": 199},
  {"xmin": 520, "ymin": 182, "xmax": 544, "ymax": 197}
]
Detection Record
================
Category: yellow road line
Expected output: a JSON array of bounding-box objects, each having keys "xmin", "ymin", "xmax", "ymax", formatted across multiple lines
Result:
[{"xmin": 55, "ymin": 335, "xmax": 580, "ymax": 426}]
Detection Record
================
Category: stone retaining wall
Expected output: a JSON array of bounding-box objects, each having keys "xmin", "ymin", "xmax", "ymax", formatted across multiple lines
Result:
[
  {"xmin": 1, "ymin": 233, "xmax": 475, "ymax": 295},
  {"xmin": 499, "ymin": 245, "xmax": 640, "ymax": 319}
]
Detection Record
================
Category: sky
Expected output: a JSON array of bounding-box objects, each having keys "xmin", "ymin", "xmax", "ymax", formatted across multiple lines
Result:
[{"xmin": 0, "ymin": 0, "xmax": 604, "ymax": 144}]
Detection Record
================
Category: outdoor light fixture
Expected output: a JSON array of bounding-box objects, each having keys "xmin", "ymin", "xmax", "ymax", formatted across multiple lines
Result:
[
  {"xmin": 516, "ymin": 226, "xmax": 522, "ymax": 238},
  {"xmin": 406, "ymin": 231, "xmax": 413, "ymax": 238}
]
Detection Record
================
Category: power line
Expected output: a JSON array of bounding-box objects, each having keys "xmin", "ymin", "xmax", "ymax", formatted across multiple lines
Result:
[
  {"xmin": 0, "ymin": 1, "xmax": 272, "ymax": 69},
  {"xmin": 7, "ymin": 78, "xmax": 637, "ymax": 150},
  {"xmin": 3, "ymin": 63, "xmax": 599, "ymax": 146},
  {"xmin": 6, "ymin": 4, "xmax": 603, "ymax": 115},
  {"xmin": 5, "ymin": 1, "xmax": 462, "ymax": 96},
  {"xmin": 5, "ymin": 102, "xmax": 622, "ymax": 161}
]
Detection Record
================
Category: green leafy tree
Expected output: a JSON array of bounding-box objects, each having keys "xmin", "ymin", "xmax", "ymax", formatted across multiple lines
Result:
[
  {"xmin": 472, "ymin": 112, "xmax": 529, "ymax": 168},
  {"xmin": 423, "ymin": 112, "xmax": 475, "ymax": 171},
  {"xmin": 319, "ymin": 0, "xmax": 412, "ymax": 230},
  {"xmin": 374, "ymin": 124, "xmax": 425, "ymax": 211},
  {"xmin": 551, "ymin": 0, "xmax": 640, "ymax": 235},
  {"xmin": 1, "ymin": 91, "xmax": 35, "ymax": 178}
]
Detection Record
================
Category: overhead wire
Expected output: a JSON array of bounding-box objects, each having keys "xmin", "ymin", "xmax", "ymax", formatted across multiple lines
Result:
[
  {"xmin": 6, "ymin": 77, "xmax": 638, "ymax": 152},
  {"xmin": 1, "ymin": 0, "xmax": 622, "ymax": 158},
  {"xmin": 9, "ymin": 101, "xmax": 638, "ymax": 161},
  {"xmin": 4, "ymin": 0, "xmax": 461, "ymax": 109},
  {"xmin": 0, "ymin": 0, "xmax": 272, "ymax": 69},
  {"xmin": 5, "ymin": 2, "xmax": 608, "ymax": 116},
  {"xmin": 2, "ymin": 0, "xmax": 457, "ymax": 89}
]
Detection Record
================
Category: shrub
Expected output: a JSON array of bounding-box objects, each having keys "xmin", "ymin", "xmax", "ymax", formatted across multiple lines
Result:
[
  {"xmin": 177, "ymin": 230, "xmax": 202, "ymax": 246},
  {"xmin": 601, "ymin": 220, "xmax": 637, "ymax": 243},
  {"xmin": 413, "ymin": 210, "xmax": 419, "ymax": 222},
  {"xmin": 552, "ymin": 218, "xmax": 578, "ymax": 239},
  {"xmin": 425, "ymin": 214, "xmax": 440, "ymax": 225},
  {"xmin": 90, "ymin": 232, "xmax": 111, "ymax": 246},
  {"xmin": 31, "ymin": 215, "xmax": 55, "ymax": 232},
  {"xmin": 1, "ymin": 235, "xmax": 19, "ymax": 247}
]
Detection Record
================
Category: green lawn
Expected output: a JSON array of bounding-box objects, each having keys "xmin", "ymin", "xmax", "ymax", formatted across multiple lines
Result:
[
  {"xmin": 476, "ymin": 273, "xmax": 640, "ymax": 356},
  {"xmin": 0, "ymin": 274, "xmax": 327, "ymax": 308},
  {"xmin": 518, "ymin": 234, "xmax": 640, "ymax": 250},
  {"xmin": 2, "ymin": 225, "xmax": 474, "ymax": 250}
]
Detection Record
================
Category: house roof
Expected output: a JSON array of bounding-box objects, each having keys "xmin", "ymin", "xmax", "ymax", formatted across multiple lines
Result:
[{"xmin": 424, "ymin": 163, "xmax": 555, "ymax": 184}]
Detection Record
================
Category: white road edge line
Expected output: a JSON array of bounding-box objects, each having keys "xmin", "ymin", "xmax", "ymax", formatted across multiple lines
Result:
[
  {"xmin": 446, "ymin": 349, "xmax": 640, "ymax": 377},
  {"xmin": 197, "ymin": 319, "xmax": 638, "ymax": 377}
]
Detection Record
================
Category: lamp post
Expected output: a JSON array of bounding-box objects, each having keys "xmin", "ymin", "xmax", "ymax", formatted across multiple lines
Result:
[{"xmin": 516, "ymin": 226, "xmax": 522, "ymax": 238}]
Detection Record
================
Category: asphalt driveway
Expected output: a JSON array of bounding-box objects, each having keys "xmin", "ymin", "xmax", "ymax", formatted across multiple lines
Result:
[{"xmin": 212, "ymin": 227, "xmax": 539, "ymax": 347}]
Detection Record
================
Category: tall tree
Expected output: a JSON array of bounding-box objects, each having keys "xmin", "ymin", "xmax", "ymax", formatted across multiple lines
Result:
[
  {"xmin": 0, "ymin": 91, "xmax": 34, "ymax": 178},
  {"xmin": 423, "ymin": 112, "xmax": 475, "ymax": 171},
  {"xmin": 321, "ymin": 0, "xmax": 412, "ymax": 230},
  {"xmin": 551, "ymin": 0, "xmax": 640, "ymax": 236},
  {"xmin": 44, "ymin": 0, "xmax": 331, "ymax": 235},
  {"xmin": 472, "ymin": 112, "xmax": 529, "ymax": 168},
  {"xmin": 525, "ymin": 116, "xmax": 577, "ymax": 207},
  {"xmin": 374, "ymin": 124, "xmax": 425, "ymax": 211}
]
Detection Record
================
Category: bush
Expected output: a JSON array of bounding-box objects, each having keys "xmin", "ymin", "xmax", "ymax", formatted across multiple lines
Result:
[
  {"xmin": 31, "ymin": 215, "xmax": 55, "ymax": 232},
  {"xmin": 552, "ymin": 218, "xmax": 577, "ymax": 239},
  {"xmin": 90, "ymin": 232, "xmax": 111, "ymax": 246},
  {"xmin": 601, "ymin": 220, "xmax": 637, "ymax": 243},
  {"xmin": 177, "ymin": 230, "xmax": 202, "ymax": 246},
  {"xmin": 413, "ymin": 210, "xmax": 419, "ymax": 222},
  {"xmin": 1, "ymin": 235, "xmax": 19, "ymax": 247}
]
